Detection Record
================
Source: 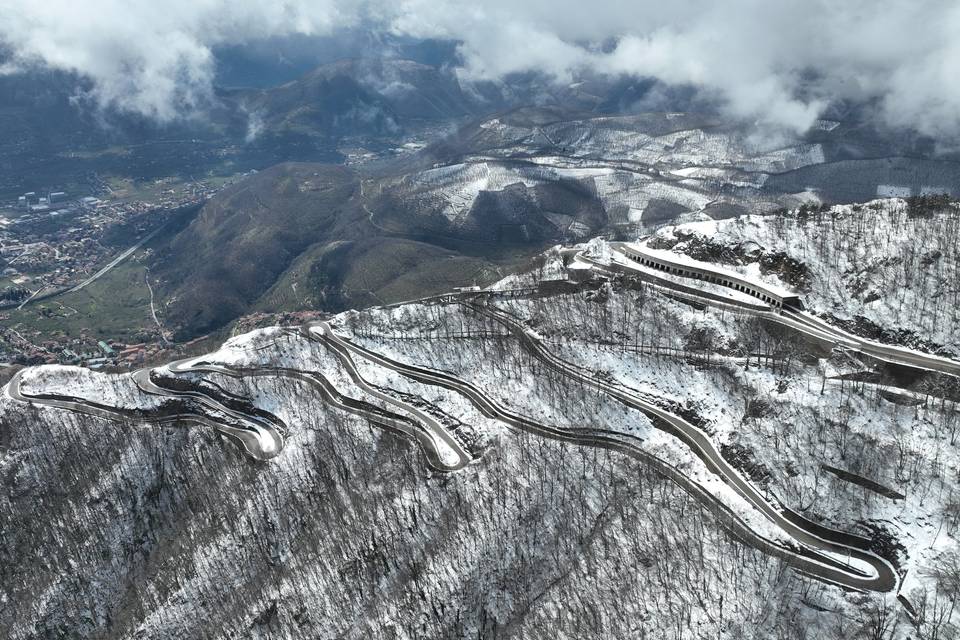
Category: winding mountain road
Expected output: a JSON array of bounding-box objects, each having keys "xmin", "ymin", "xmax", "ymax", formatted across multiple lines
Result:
[
  {"xmin": 468, "ymin": 304, "xmax": 898, "ymax": 590},
  {"xmin": 169, "ymin": 354, "xmax": 471, "ymax": 471},
  {"xmin": 131, "ymin": 366, "xmax": 284, "ymax": 460},
  {"xmin": 601, "ymin": 243, "xmax": 960, "ymax": 378},
  {"xmin": 11, "ymin": 240, "xmax": 949, "ymax": 593},
  {"xmin": 5, "ymin": 366, "xmax": 279, "ymax": 460},
  {"xmin": 305, "ymin": 318, "xmax": 898, "ymax": 593},
  {"xmin": 4, "ymin": 305, "xmax": 904, "ymax": 591}
]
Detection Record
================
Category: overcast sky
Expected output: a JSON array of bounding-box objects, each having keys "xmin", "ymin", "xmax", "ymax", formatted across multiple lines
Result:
[{"xmin": 1, "ymin": 0, "xmax": 957, "ymax": 135}]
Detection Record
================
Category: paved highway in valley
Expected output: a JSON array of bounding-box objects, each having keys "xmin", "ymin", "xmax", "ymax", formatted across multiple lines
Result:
[{"xmin": 68, "ymin": 224, "xmax": 169, "ymax": 294}]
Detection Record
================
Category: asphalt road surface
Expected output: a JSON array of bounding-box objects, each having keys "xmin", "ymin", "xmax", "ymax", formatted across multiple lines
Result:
[
  {"xmin": 308, "ymin": 318, "xmax": 898, "ymax": 593},
  {"xmin": 8, "ymin": 252, "xmax": 938, "ymax": 593},
  {"xmin": 602, "ymin": 244, "xmax": 960, "ymax": 378}
]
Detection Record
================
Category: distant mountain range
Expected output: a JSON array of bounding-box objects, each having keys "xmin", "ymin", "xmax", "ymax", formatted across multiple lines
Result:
[
  {"xmin": 147, "ymin": 97, "xmax": 960, "ymax": 340},
  {"xmin": 6, "ymin": 55, "xmax": 960, "ymax": 340},
  {"xmin": 0, "ymin": 57, "xmax": 636, "ymax": 198}
]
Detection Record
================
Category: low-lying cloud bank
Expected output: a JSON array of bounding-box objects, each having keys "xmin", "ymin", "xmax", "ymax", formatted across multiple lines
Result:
[{"xmin": 1, "ymin": 0, "xmax": 957, "ymax": 135}]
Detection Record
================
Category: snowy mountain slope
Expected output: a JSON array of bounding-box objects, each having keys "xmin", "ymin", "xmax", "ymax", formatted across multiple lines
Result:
[
  {"xmin": 464, "ymin": 112, "xmax": 826, "ymax": 173},
  {"xmin": 358, "ymin": 110, "xmax": 881, "ymax": 247},
  {"xmin": 375, "ymin": 159, "xmax": 718, "ymax": 232},
  {"xmin": 0, "ymin": 329, "xmax": 867, "ymax": 639},
  {"xmin": 3, "ymin": 247, "xmax": 960, "ymax": 637},
  {"xmin": 146, "ymin": 108, "xmax": 960, "ymax": 341},
  {"xmin": 648, "ymin": 199, "xmax": 960, "ymax": 355}
]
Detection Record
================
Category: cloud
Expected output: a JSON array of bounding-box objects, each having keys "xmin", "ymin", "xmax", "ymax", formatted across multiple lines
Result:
[
  {"xmin": 0, "ymin": 0, "xmax": 365, "ymax": 121},
  {"xmin": 391, "ymin": 0, "xmax": 960, "ymax": 135},
  {"xmin": 1, "ymin": 0, "xmax": 959, "ymax": 135}
]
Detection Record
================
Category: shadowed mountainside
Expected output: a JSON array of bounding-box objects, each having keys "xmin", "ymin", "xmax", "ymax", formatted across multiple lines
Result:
[{"xmin": 150, "ymin": 161, "xmax": 559, "ymax": 339}]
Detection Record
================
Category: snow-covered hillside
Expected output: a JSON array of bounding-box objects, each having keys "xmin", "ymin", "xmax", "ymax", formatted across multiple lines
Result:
[
  {"xmin": 473, "ymin": 113, "xmax": 827, "ymax": 173},
  {"xmin": 648, "ymin": 199, "xmax": 960, "ymax": 355},
  {"xmin": 3, "ymin": 241, "xmax": 959, "ymax": 638},
  {"xmin": 381, "ymin": 160, "xmax": 721, "ymax": 228},
  {"xmin": 365, "ymin": 111, "xmax": 859, "ymax": 240}
]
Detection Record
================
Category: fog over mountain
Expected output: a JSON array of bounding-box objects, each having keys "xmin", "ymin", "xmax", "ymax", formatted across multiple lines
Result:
[{"xmin": 1, "ymin": 1, "xmax": 959, "ymax": 136}]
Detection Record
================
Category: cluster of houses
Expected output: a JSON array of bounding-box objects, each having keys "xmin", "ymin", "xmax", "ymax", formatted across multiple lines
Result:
[
  {"xmin": 0, "ymin": 328, "xmax": 173, "ymax": 369},
  {"xmin": 75, "ymin": 340, "xmax": 172, "ymax": 369}
]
